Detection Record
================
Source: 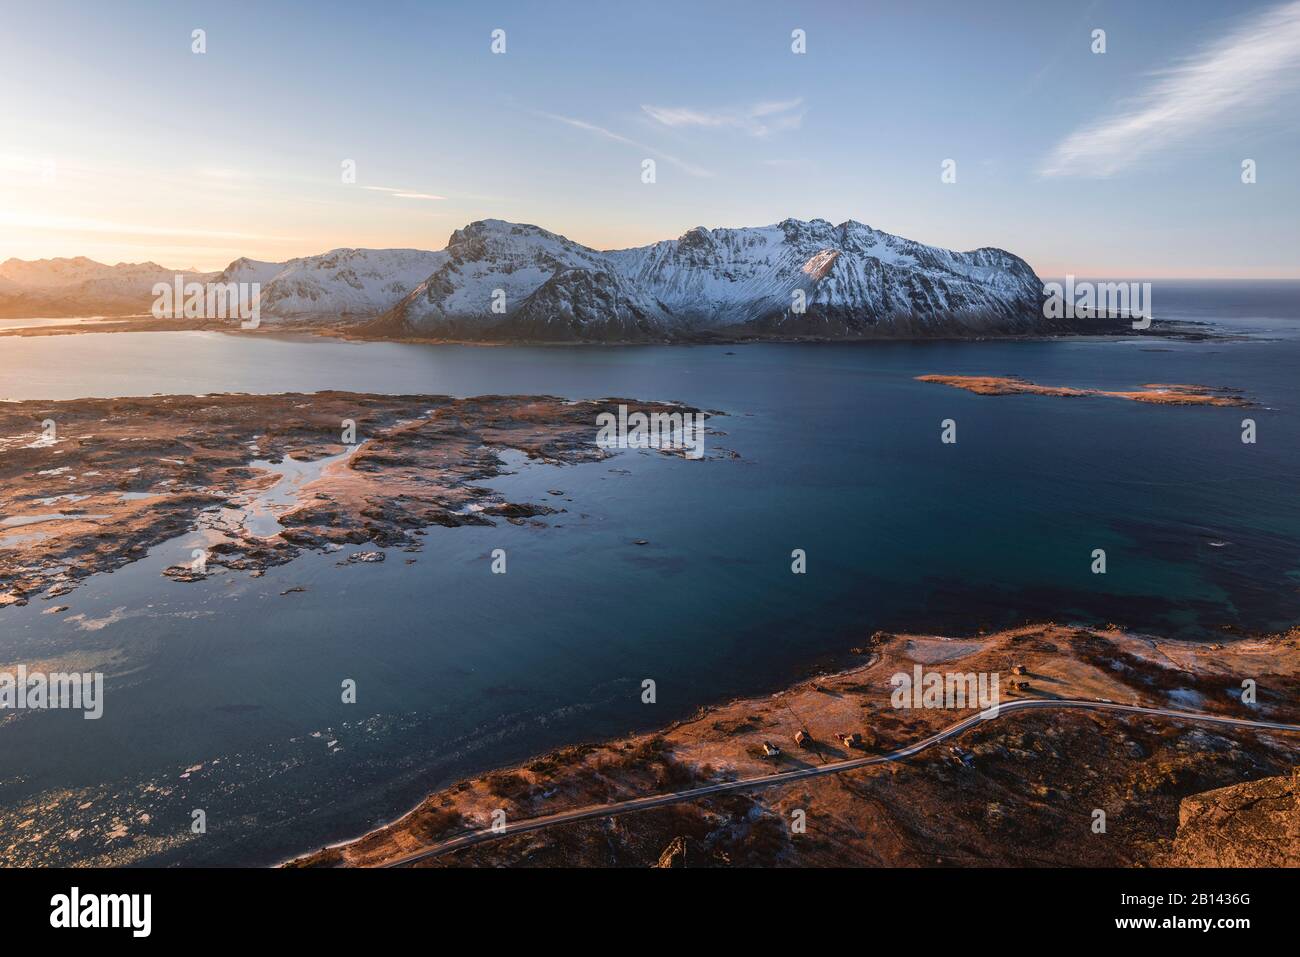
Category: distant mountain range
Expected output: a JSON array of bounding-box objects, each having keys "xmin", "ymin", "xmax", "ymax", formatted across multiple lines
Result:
[
  {"xmin": 0, "ymin": 257, "xmax": 210, "ymax": 319},
  {"xmin": 1, "ymin": 219, "xmax": 1071, "ymax": 340}
]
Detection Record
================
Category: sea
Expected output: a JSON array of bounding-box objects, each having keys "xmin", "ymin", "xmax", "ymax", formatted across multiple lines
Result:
[{"xmin": 1, "ymin": 280, "xmax": 1297, "ymax": 865}]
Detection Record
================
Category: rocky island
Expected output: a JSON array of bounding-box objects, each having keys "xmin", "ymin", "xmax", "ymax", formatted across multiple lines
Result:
[
  {"xmin": 0, "ymin": 392, "xmax": 717, "ymax": 609},
  {"xmin": 917, "ymin": 374, "xmax": 1252, "ymax": 406}
]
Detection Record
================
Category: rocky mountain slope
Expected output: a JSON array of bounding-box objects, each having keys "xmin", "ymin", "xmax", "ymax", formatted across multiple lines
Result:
[{"xmin": 370, "ymin": 218, "xmax": 1051, "ymax": 341}]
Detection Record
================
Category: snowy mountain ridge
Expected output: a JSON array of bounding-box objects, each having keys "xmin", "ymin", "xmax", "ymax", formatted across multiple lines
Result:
[
  {"xmin": 210, "ymin": 248, "xmax": 445, "ymax": 318},
  {"xmin": 373, "ymin": 218, "xmax": 1049, "ymax": 340},
  {"xmin": 1, "ymin": 219, "xmax": 1057, "ymax": 338}
]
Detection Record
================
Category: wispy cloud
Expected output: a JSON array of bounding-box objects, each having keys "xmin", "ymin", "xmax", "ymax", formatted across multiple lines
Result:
[
  {"xmin": 1041, "ymin": 0, "xmax": 1300, "ymax": 178},
  {"xmin": 362, "ymin": 186, "xmax": 445, "ymax": 200},
  {"xmin": 0, "ymin": 209, "xmax": 300, "ymax": 243},
  {"xmin": 535, "ymin": 111, "xmax": 713, "ymax": 177},
  {"xmin": 641, "ymin": 98, "xmax": 805, "ymax": 137}
]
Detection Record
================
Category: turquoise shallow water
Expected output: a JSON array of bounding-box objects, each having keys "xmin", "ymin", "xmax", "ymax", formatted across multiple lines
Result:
[{"xmin": 1, "ymin": 281, "xmax": 1298, "ymax": 865}]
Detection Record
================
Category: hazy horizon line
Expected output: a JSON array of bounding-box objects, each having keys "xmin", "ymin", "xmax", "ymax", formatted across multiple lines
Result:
[{"xmin": 6, "ymin": 216, "xmax": 1300, "ymax": 283}]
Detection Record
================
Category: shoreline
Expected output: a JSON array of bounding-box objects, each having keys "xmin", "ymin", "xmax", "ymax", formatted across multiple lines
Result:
[
  {"xmin": 285, "ymin": 650, "xmax": 889, "ymax": 868},
  {"xmin": 0, "ymin": 313, "xmax": 1222, "ymax": 344},
  {"xmin": 0, "ymin": 391, "xmax": 721, "ymax": 611},
  {"xmin": 286, "ymin": 622, "xmax": 1300, "ymax": 868}
]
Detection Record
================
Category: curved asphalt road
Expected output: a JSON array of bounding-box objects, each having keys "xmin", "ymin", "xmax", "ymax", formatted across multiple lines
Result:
[{"xmin": 377, "ymin": 698, "xmax": 1300, "ymax": 867}]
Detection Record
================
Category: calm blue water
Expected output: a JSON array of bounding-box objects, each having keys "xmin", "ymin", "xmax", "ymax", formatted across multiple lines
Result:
[{"xmin": 1, "ymin": 281, "xmax": 1298, "ymax": 865}]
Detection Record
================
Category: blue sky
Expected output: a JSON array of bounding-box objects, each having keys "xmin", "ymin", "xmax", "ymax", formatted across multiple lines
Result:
[{"xmin": 2, "ymin": 0, "xmax": 1298, "ymax": 276}]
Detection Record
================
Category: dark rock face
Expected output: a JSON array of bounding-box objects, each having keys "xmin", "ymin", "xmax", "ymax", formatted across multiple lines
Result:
[{"xmin": 499, "ymin": 268, "xmax": 668, "ymax": 341}]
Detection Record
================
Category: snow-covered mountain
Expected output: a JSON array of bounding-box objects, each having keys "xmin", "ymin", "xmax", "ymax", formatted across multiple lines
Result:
[
  {"xmin": 210, "ymin": 248, "xmax": 444, "ymax": 319},
  {"xmin": 371, "ymin": 218, "xmax": 1050, "ymax": 341},
  {"xmin": 366, "ymin": 222, "xmax": 672, "ymax": 340},
  {"xmin": 1, "ymin": 220, "xmax": 1058, "ymax": 339}
]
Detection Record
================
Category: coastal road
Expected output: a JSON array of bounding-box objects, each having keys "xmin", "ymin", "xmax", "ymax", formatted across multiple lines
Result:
[{"xmin": 376, "ymin": 698, "xmax": 1300, "ymax": 867}]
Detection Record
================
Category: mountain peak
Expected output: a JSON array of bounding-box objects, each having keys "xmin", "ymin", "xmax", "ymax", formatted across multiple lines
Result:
[
  {"xmin": 2, "ymin": 218, "xmax": 1054, "ymax": 339},
  {"xmin": 378, "ymin": 216, "xmax": 1048, "ymax": 340}
]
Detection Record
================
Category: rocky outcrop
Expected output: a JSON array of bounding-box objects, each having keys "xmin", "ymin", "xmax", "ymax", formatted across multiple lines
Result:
[
  {"xmin": 654, "ymin": 836, "xmax": 692, "ymax": 868},
  {"xmin": 1159, "ymin": 769, "xmax": 1299, "ymax": 866}
]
